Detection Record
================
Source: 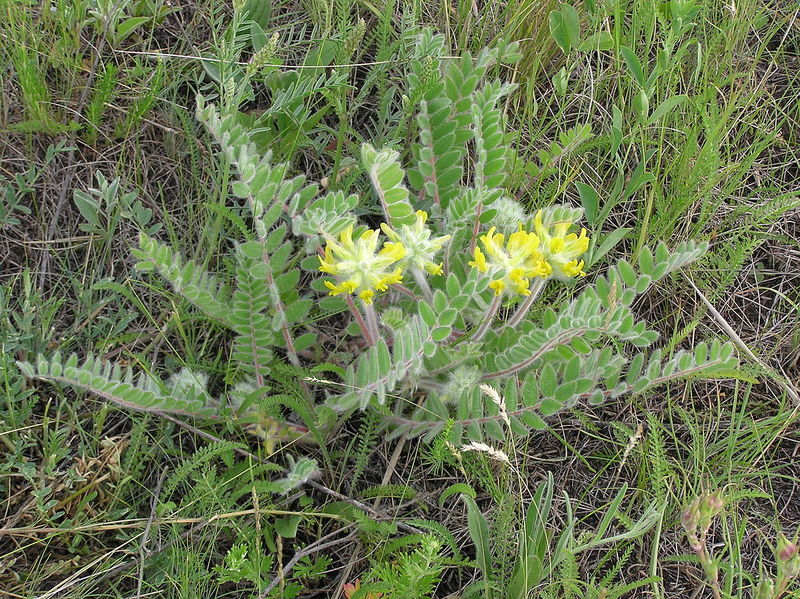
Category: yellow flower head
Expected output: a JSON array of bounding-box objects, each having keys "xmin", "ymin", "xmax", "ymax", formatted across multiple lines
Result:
[
  {"xmin": 533, "ymin": 210, "xmax": 590, "ymax": 280},
  {"xmin": 381, "ymin": 210, "xmax": 450, "ymax": 277},
  {"xmin": 468, "ymin": 225, "xmax": 551, "ymax": 296},
  {"xmin": 319, "ymin": 225, "xmax": 405, "ymax": 304}
]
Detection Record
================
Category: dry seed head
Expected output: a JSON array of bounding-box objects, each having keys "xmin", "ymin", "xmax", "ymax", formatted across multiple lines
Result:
[
  {"xmin": 479, "ymin": 383, "xmax": 509, "ymax": 427},
  {"xmin": 460, "ymin": 441, "xmax": 510, "ymax": 465}
]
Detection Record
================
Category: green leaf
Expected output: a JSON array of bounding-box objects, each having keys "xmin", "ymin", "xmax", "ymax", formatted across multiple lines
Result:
[
  {"xmin": 115, "ymin": 17, "xmax": 150, "ymax": 44},
  {"xmin": 586, "ymin": 227, "xmax": 633, "ymax": 268},
  {"xmin": 549, "ymin": 5, "xmax": 580, "ymax": 54},
  {"xmin": 250, "ymin": 21, "xmax": 268, "ymax": 51},
  {"xmin": 432, "ymin": 326, "xmax": 451, "ymax": 342},
  {"xmin": 462, "ymin": 495, "xmax": 493, "ymax": 582},
  {"xmin": 362, "ymin": 143, "xmax": 416, "ymax": 227},
  {"xmin": 72, "ymin": 190, "xmax": 101, "ymax": 229},
  {"xmin": 439, "ymin": 483, "xmax": 476, "ymax": 506},
  {"xmin": 432, "ymin": 290, "xmax": 448, "ymax": 312},
  {"xmin": 508, "ymin": 554, "xmax": 542, "ymax": 599},
  {"xmin": 539, "ymin": 364, "xmax": 557, "ymax": 395},
  {"xmin": 634, "ymin": 89, "xmax": 650, "ymax": 119},
  {"xmin": 284, "ymin": 299, "xmax": 311, "ymax": 324},
  {"xmin": 521, "ymin": 411, "xmax": 547, "ymax": 430},
  {"xmin": 578, "ymin": 31, "xmax": 614, "ymax": 51},
  {"xmin": 620, "ymin": 46, "xmax": 646, "ymax": 88},
  {"xmin": 242, "ymin": 0, "xmax": 271, "ymax": 27},
  {"xmin": 561, "ymin": 4, "xmax": 581, "ymax": 48},
  {"xmin": 418, "ymin": 301, "xmax": 437, "ymax": 327},
  {"xmin": 274, "ymin": 514, "xmax": 301, "ymax": 538},
  {"xmin": 645, "ymin": 94, "xmax": 688, "ymax": 126}
]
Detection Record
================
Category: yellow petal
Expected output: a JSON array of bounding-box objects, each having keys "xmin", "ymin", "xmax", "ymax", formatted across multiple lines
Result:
[
  {"xmin": 338, "ymin": 225, "xmax": 355, "ymax": 250},
  {"xmin": 379, "ymin": 241, "xmax": 406, "ymax": 262},
  {"xmin": 323, "ymin": 280, "xmax": 342, "ymax": 296},
  {"xmin": 549, "ymin": 237, "xmax": 565, "ymax": 253},
  {"xmin": 468, "ymin": 247, "xmax": 488, "ymax": 272},
  {"xmin": 425, "ymin": 262, "xmax": 443, "ymax": 276},
  {"xmin": 488, "ymin": 279, "xmax": 505, "ymax": 295},
  {"xmin": 533, "ymin": 210, "xmax": 547, "ymax": 238},
  {"xmin": 380, "ymin": 222, "xmax": 399, "ymax": 241},
  {"xmin": 561, "ymin": 260, "xmax": 586, "ymax": 277}
]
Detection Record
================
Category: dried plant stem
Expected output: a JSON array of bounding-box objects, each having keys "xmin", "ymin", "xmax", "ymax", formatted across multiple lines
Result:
[{"xmin": 686, "ymin": 275, "xmax": 800, "ymax": 405}]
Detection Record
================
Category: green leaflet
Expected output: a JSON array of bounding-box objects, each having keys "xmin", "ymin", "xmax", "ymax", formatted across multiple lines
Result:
[
  {"xmin": 17, "ymin": 352, "xmax": 216, "ymax": 417},
  {"xmin": 362, "ymin": 143, "xmax": 417, "ymax": 227}
]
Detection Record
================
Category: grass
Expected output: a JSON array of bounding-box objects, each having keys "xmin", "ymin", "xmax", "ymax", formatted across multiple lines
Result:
[{"xmin": 1, "ymin": 0, "xmax": 799, "ymax": 597}]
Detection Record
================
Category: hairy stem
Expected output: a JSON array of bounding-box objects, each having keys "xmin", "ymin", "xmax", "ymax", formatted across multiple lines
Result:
[
  {"xmin": 505, "ymin": 278, "xmax": 547, "ymax": 329},
  {"xmin": 473, "ymin": 293, "xmax": 502, "ymax": 342},
  {"xmin": 363, "ymin": 301, "xmax": 381, "ymax": 343},
  {"xmin": 345, "ymin": 295, "xmax": 375, "ymax": 347},
  {"xmin": 411, "ymin": 267, "xmax": 433, "ymax": 301}
]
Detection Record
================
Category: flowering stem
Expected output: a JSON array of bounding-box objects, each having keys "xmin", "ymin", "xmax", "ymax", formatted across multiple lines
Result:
[
  {"xmin": 345, "ymin": 295, "xmax": 375, "ymax": 347},
  {"xmin": 473, "ymin": 294, "xmax": 502, "ymax": 342},
  {"xmin": 362, "ymin": 302, "xmax": 381, "ymax": 343},
  {"xmin": 692, "ymin": 540, "xmax": 722, "ymax": 599},
  {"xmin": 411, "ymin": 268, "xmax": 433, "ymax": 302},
  {"xmin": 393, "ymin": 283, "xmax": 421, "ymax": 300},
  {"xmin": 505, "ymin": 278, "xmax": 547, "ymax": 329}
]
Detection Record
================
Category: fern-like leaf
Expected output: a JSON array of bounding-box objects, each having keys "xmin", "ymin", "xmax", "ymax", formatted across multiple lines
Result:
[
  {"xmin": 134, "ymin": 233, "xmax": 232, "ymax": 325},
  {"xmin": 362, "ymin": 143, "xmax": 416, "ymax": 227},
  {"xmin": 17, "ymin": 352, "xmax": 216, "ymax": 416}
]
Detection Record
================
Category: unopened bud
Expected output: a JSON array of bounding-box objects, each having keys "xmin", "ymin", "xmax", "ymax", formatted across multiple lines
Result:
[
  {"xmin": 777, "ymin": 533, "xmax": 800, "ymax": 579},
  {"xmin": 698, "ymin": 493, "xmax": 724, "ymax": 536},
  {"xmin": 779, "ymin": 542, "xmax": 798, "ymax": 563},
  {"xmin": 702, "ymin": 494, "xmax": 724, "ymax": 513},
  {"xmin": 680, "ymin": 502, "xmax": 698, "ymax": 533}
]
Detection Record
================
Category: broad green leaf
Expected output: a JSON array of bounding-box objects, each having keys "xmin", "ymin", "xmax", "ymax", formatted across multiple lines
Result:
[
  {"xmin": 586, "ymin": 227, "xmax": 631, "ymax": 267},
  {"xmin": 242, "ymin": 0, "xmax": 271, "ymax": 27},
  {"xmin": 73, "ymin": 190, "xmax": 101, "ymax": 228},
  {"xmin": 578, "ymin": 31, "xmax": 614, "ymax": 51},
  {"xmin": 645, "ymin": 94, "xmax": 688, "ymax": 126},
  {"xmin": 115, "ymin": 17, "xmax": 150, "ymax": 44},
  {"xmin": 462, "ymin": 495, "xmax": 492, "ymax": 582},
  {"xmin": 620, "ymin": 46, "xmax": 646, "ymax": 88},
  {"xmin": 549, "ymin": 9, "xmax": 571, "ymax": 53},
  {"xmin": 561, "ymin": 4, "xmax": 581, "ymax": 48}
]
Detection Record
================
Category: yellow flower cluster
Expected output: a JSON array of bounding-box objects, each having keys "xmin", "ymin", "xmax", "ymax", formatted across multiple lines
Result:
[
  {"xmin": 381, "ymin": 211, "xmax": 451, "ymax": 276},
  {"xmin": 469, "ymin": 210, "xmax": 590, "ymax": 296},
  {"xmin": 319, "ymin": 212, "xmax": 450, "ymax": 304},
  {"xmin": 318, "ymin": 225, "xmax": 405, "ymax": 304},
  {"xmin": 468, "ymin": 226, "xmax": 551, "ymax": 296},
  {"xmin": 320, "ymin": 208, "xmax": 589, "ymax": 303},
  {"xmin": 533, "ymin": 210, "xmax": 589, "ymax": 280}
]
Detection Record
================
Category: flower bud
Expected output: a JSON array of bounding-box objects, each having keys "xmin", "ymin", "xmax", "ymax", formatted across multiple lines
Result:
[
  {"xmin": 680, "ymin": 499, "xmax": 699, "ymax": 535},
  {"xmin": 779, "ymin": 542, "xmax": 798, "ymax": 563},
  {"xmin": 697, "ymin": 493, "xmax": 724, "ymax": 536},
  {"xmin": 777, "ymin": 533, "xmax": 800, "ymax": 579},
  {"xmin": 701, "ymin": 494, "xmax": 724, "ymax": 514}
]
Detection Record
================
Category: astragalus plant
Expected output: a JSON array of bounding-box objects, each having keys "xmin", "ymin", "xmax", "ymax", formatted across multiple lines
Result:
[{"xmin": 18, "ymin": 31, "xmax": 737, "ymax": 449}]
